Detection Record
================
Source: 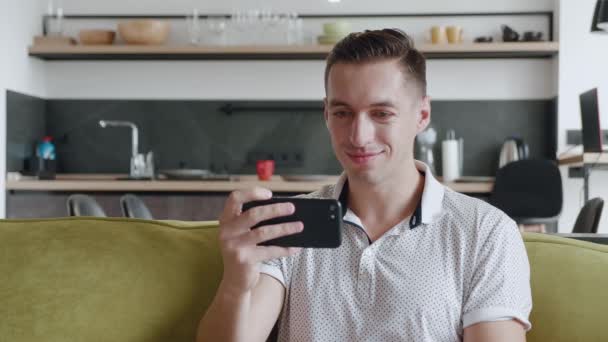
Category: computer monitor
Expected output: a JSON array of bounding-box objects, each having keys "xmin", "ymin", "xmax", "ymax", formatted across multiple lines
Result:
[{"xmin": 579, "ymin": 88, "xmax": 604, "ymax": 152}]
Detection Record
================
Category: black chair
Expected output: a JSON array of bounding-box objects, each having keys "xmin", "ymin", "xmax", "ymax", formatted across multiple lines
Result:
[
  {"xmin": 572, "ymin": 197, "xmax": 604, "ymax": 233},
  {"xmin": 120, "ymin": 194, "xmax": 154, "ymax": 219},
  {"xmin": 67, "ymin": 194, "xmax": 107, "ymax": 217},
  {"xmin": 489, "ymin": 159, "xmax": 563, "ymax": 226}
]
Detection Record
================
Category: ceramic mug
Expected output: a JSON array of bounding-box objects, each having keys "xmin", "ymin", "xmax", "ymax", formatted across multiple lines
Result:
[
  {"xmin": 446, "ymin": 26, "xmax": 464, "ymax": 44},
  {"xmin": 256, "ymin": 160, "xmax": 275, "ymax": 181},
  {"xmin": 429, "ymin": 26, "xmax": 447, "ymax": 44}
]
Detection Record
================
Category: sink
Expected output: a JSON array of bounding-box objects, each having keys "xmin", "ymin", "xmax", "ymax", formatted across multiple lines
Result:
[{"xmin": 115, "ymin": 176, "xmax": 154, "ymax": 181}]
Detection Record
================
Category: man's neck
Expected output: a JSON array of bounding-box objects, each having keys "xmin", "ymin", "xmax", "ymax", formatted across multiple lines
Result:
[{"xmin": 347, "ymin": 162, "xmax": 424, "ymax": 242}]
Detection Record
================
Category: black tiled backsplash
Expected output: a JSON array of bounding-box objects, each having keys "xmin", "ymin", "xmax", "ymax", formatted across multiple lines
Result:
[
  {"xmin": 44, "ymin": 100, "xmax": 339, "ymax": 175},
  {"xmin": 429, "ymin": 100, "xmax": 557, "ymax": 176},
  {"xmin": 7, "ymin": 92, "xmax": 557, "ymax": 176},
  {"xmin": 6, "ymin": 91, "xmax": 46, "ymax": 172}
]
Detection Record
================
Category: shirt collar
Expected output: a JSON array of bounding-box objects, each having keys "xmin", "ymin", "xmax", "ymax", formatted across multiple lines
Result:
[{"xmin": 332, "ymin": 161, "xmax": 445, "ymax": 229}]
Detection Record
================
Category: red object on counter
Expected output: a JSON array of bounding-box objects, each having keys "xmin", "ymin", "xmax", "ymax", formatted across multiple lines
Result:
[{"xmin": 256, "ymin": 160, "xmax": 275, "ymax": 181}]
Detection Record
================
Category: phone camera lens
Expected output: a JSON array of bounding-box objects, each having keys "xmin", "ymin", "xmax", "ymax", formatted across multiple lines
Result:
[
  {"xmin": 330, "ymin": 214, "xmax": 336, "ymax": 220},
  {"xmin": 329, "ymin": 205, "xmax": 336, "ymax": 211}
]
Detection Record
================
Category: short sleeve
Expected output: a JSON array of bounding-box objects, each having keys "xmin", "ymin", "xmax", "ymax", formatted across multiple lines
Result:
[
  {"xmin": 462, "ymin": 213, "xmax": 532, "ymax": 331},
  {"xmin": 260, "ymin": 256, "xmax": 291, "ymax": 288}
]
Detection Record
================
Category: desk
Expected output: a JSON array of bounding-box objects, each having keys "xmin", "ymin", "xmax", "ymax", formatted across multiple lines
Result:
[{"xmin": 559, "ymin": 153, "xmax": 608, "ymax": 202}]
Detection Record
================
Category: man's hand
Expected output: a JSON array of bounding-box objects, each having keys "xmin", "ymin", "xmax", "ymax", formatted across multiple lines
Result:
[
  {"xmin": 218, "ymin": 187, "xmax": 303, "ymax": 297},
  {"xmin": 197, "ymin": 187, "xmax": 304, "ymax": 342}
]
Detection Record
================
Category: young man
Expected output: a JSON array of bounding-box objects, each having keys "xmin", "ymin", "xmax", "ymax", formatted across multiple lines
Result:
[{"xmin": 198, "ymin": 29, "xmax": 531, "ymax": 342}]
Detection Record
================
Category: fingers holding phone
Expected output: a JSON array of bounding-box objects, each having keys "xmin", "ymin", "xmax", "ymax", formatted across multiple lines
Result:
[
  {"xmin": 220, "ymin": 188, "xmax": 303, "ymax": 243},
  {"xmin": 217, "ymin": 188, "xmax": 304, "ymax": 295},
  {"xmin": 243, "ymin": 220, "xmax": 304, "ymax": 248},
  {"xmin": 219, "ymin": 187, "xmax": 272, "ymax": 224},
  {"xmin": 242, "ymin": 198, "xmax": 342, "ymax": 249}
]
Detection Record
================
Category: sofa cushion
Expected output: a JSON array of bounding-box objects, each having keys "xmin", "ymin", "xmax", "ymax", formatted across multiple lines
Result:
[
  {"xmin": 0, "ymin": 217, "xmax": 222, "ymax": 342},
  {"xmin": 2, "ymin": 218, "xmax": 608, "ymax": 342},
  {"xmin": 525, "ymin": 232, "xmax": 608, "ymax": 342}
]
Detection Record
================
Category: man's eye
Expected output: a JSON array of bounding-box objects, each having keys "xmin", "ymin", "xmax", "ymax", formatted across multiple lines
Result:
[
  {"xmin": 333, "ymin": 111, "xmax": 350, "ymax": 118},
  {"xmin": 374, "ymin": 111, "xmax": 391, "ymax": 118}
]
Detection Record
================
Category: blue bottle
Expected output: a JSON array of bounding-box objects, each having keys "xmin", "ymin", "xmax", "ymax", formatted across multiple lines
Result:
[{"xmin": 36, "ymin": 136, "xmax": 56, "ymax": 160}]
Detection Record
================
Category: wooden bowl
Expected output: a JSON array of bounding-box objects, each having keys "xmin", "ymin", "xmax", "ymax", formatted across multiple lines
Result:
[
  {"xmin": 117, "ymin": 20, "xmax": 170, "ymax": 45},
  {"xmin": 78, "ymin": 29, "xmax": 116, "ymax": 45}
]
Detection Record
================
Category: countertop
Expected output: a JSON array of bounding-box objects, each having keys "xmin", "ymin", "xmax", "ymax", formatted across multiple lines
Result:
[{"xmin": 5, "ymin": 173, "xmax": 494, "ymax": 194}]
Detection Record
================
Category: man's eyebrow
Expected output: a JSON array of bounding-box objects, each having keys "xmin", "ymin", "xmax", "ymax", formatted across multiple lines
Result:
[
  {"xmin": 369, "ymin": 101, "xmax": 397, "ymax": 108},
  {"xmin": 327, "ymin": 100, "xmax": 397, "ymax": 107},
  {"xmin": 328, "ymin": 100, "xmax": 350, "ymax": 107}
]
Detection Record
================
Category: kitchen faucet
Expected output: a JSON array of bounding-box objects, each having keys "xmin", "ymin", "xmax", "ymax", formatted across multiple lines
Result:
[{"xmin": 99, "ymin": 120, "xmax": 154, "ymax": 179}]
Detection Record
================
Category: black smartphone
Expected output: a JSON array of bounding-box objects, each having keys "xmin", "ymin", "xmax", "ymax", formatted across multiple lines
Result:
[{"xmin": 241, "ymin": 197, "xmax": 342, "ymax": 248}]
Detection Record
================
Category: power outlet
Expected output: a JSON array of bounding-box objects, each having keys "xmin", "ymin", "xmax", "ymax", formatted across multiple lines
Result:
[{"xmin": 247, "ymin": 150, "xmax": 304, "ymax": 168}]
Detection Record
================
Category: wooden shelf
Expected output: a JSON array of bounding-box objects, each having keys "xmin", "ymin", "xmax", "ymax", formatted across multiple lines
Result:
[
  {"xmin": 419, "ymin": 42, "xmax": 559, "ymax": 58},
  {"xmin": 28, "ymin": 42, "xmax": 559, "ymax": 60},
  {"xmin": 558, "ymin": 153, "xmax": 608, "ymax": 166}
]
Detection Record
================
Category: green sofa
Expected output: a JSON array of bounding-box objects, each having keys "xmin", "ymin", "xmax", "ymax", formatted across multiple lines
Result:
[{"xmin": 1, "ymin": 217, "xmax": 607, "ymax": 341}]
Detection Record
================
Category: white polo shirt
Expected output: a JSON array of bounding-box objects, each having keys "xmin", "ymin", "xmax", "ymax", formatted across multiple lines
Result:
[{"xmin": 260, "ymin": 162, "xmax": 532, "ymax": 341}]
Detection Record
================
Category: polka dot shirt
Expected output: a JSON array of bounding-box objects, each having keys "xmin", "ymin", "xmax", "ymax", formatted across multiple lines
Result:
[{"xmin": 260, "ymin": 162, "xmax": 532, "ymax": 341}]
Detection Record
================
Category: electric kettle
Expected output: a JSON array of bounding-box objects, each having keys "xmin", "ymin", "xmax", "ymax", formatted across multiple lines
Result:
[{"xmin": 498, "ymin": 137, "xmax": 529, "ymax": 168}]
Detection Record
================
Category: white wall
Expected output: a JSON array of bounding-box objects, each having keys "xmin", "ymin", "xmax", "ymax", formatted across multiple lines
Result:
[
  {"xmin": 0, "ymin": 0, "xmax": 48, "ymax": 218},
  {"xmin": 44, "ymin": 0, "xmax": 558, "ymax": 100},
  {"xmin": 45, "ymin": 60, "xmax": 556, "ymax": 100},
  {"xmin": 41, "ymin": 0, "xmax": 557, "ymax": 99},
  {"xmin": 557, "ymin": 0, "xmax": 608, "ymax": 232},
  {"xmin": 46, "ymin": 0, "xmax": 556, "ymax": 100},
  {"xmin": 56, "ymin": 0, "xmax": 555, "ymax": 15}
]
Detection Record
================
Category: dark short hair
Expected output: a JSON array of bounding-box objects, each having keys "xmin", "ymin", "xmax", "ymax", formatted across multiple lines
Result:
[{"xmin": 324, "ymin": 28, "xmax": 427, "ymax": 96}]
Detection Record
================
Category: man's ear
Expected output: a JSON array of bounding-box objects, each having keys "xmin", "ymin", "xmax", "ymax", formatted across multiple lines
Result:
[{"xmin": 417, "ymin": 96, "xmax": 431, "ymax": 133}]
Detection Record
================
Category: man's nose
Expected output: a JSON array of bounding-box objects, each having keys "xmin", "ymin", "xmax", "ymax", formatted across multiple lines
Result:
[{"xmin": 349, "ymin": 113, "xmax": 374, "ymax": 147}]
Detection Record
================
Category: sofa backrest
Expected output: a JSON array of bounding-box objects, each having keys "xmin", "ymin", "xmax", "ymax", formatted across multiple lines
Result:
[
  {"xmin": 525, "ymin": 232, "xmax": 608, "ymax": 341},
  {"xmin": 0, "ymin": 217, "xmax": 223, "ymax": 342},
  {"xmin": 1, "ymin": 218, "xmax": 607, "ymax": 341}
]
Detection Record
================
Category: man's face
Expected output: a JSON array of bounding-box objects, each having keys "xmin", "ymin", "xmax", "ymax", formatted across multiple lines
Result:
[{"xmin": 324, "ymin": 59, "xmax": 430, "ymax": 184}]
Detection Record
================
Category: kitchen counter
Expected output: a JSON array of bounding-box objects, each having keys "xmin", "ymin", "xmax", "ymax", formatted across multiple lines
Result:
[
  {"xmin": 6, "ymin": 174, "xmax": 337, "ymax": 193},
  {"xmin": 5, "ymin": 173, "xmax": 494, "ymax": 194}
]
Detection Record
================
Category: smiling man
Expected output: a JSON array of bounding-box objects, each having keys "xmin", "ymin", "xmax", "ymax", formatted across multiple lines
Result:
[{"xmin": 198, "ymin": 29, "xmax": 532, "ymax": 342}]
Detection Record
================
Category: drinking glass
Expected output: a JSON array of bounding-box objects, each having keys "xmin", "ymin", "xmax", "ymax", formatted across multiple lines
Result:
[
  {"xmin": 186, "ymin": 9, "xmax": 201, "ymax": 45},
  {"xmin": 205, "ymin": 15, "xmax": 227, "ymax": 46}
]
